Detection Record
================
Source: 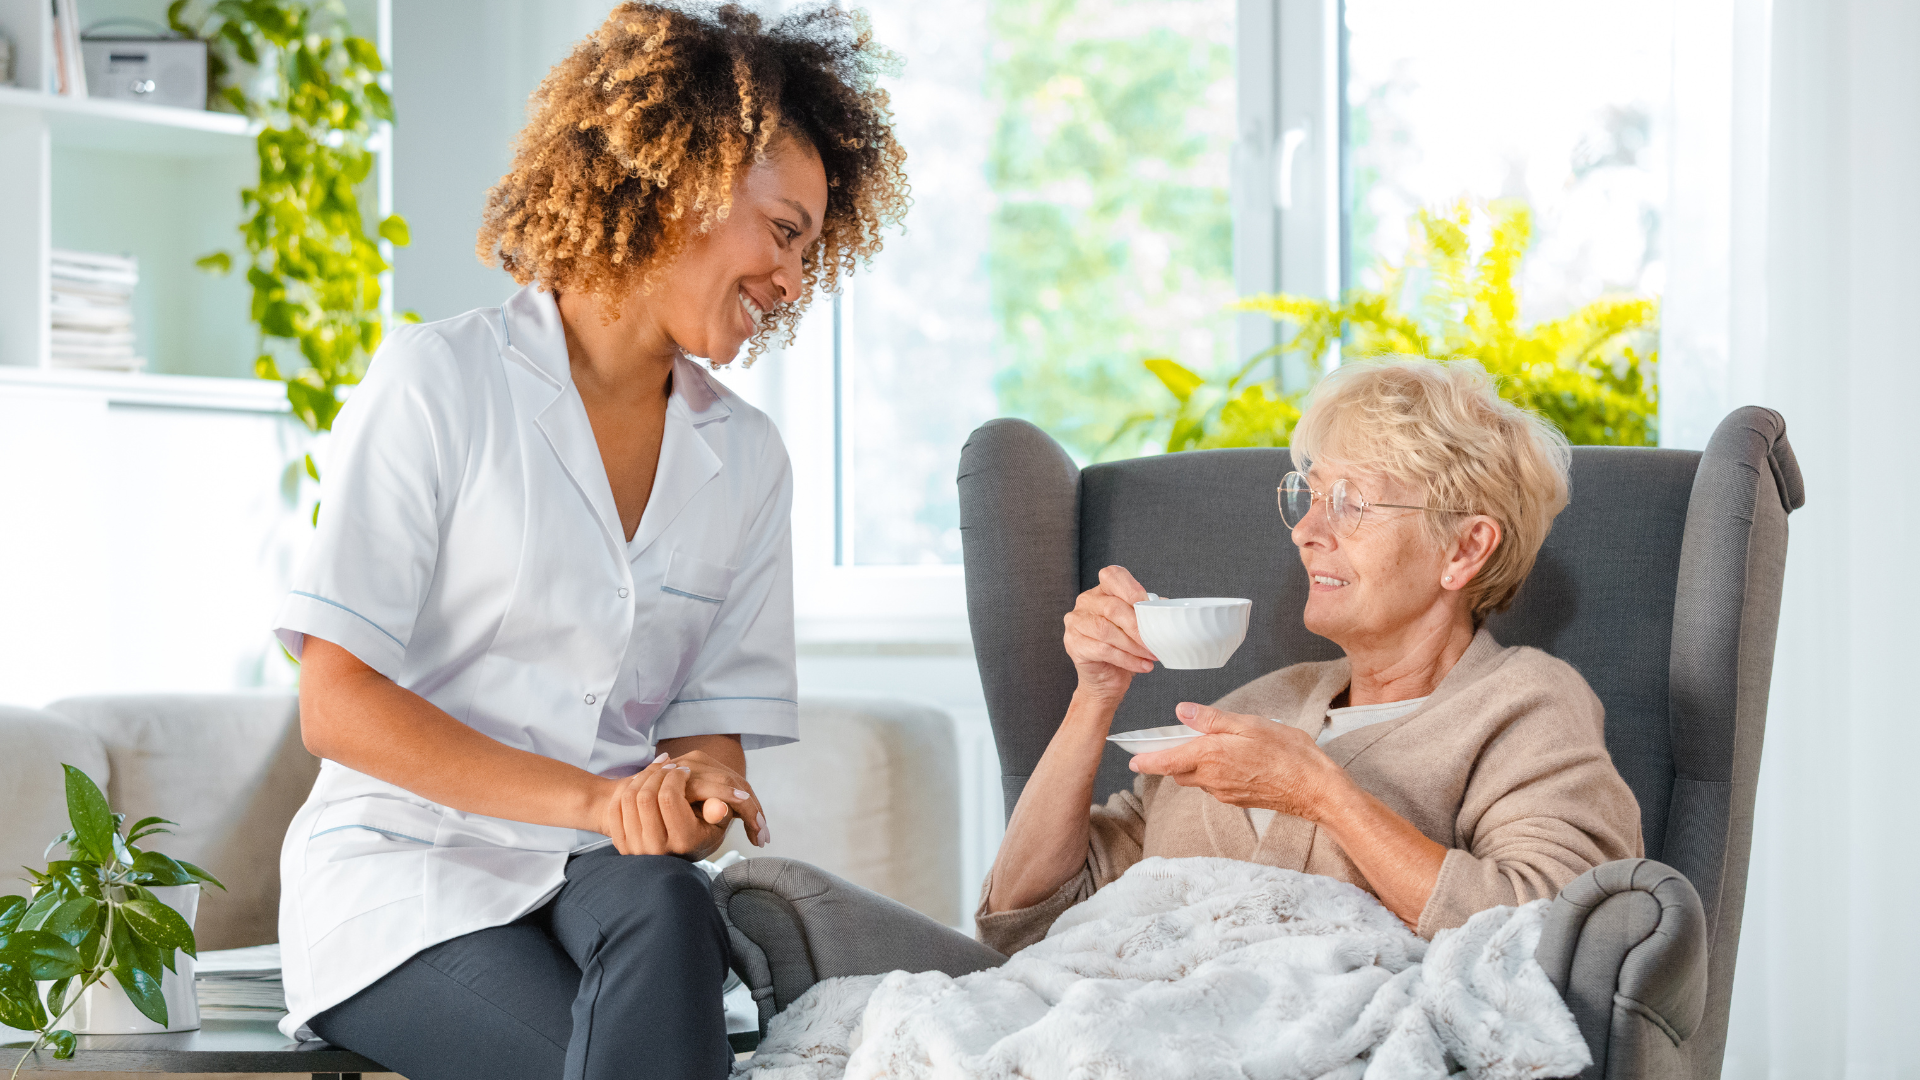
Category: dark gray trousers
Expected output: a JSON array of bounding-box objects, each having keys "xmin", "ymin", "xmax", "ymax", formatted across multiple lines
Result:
[{"xmin": 309, "ymin": 846, "xmax": 731, "ymax": 1080}]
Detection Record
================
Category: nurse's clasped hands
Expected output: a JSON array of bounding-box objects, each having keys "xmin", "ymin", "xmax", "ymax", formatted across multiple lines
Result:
[{"xmin": 596, "ymin": 750, "xmax": 770, "ymax": 859}]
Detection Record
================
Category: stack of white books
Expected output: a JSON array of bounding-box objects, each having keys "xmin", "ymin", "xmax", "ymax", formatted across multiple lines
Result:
[
  {"xmin": 194, "ymin": 943, "xmax": 286, "ymax": 1019},
  {"xmin": 50, "ymin": 250, "xmax": 143, "ymax": 371}
]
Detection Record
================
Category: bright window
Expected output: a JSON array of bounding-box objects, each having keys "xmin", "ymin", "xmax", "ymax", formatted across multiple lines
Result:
[
  {"xmin": 727, "ymin": 0, "xmax": 1675, "ymax": 634},
  {"xmin": 837, "ymin": 0, "xmax": 1237, "ymax": 567},
  {"xmin": 1342, "ymin": 0, "xmax": 1672, "ymax": 319}
]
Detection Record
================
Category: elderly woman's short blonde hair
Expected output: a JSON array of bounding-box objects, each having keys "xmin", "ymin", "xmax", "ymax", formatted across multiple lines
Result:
[{"xmin": 1289, "ymin": 358, "xmax": 1572, "ymax": 620}]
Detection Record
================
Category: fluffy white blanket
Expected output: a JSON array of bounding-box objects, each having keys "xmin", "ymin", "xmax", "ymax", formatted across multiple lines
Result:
[{"xmin": 737, "ymin": 857, "xmax": 1589, "ymax": 1080}]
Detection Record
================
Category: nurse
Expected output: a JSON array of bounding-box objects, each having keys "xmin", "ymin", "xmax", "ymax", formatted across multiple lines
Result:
[{"xmin": 269, "ymin": 5, "xmax": 907, "ymax": 1080}]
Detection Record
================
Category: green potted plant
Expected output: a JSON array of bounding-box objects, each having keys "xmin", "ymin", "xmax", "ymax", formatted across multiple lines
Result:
[{"xmin": 0, "ymin": 766, "xmax": 222, "ymax": 1074}]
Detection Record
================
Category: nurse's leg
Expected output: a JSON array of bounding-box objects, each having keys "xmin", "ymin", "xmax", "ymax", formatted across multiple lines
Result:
[
  {"xmin": 546, "ymin": 846, "xmax": 732, "ymax": 1080},
  {"xmin": 308, "ymin": 917, "xmax": 577, "ymax": 1080}
]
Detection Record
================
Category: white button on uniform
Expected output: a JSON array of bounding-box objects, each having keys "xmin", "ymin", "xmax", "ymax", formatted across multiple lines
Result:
[
  {"xmin": 584, "ymin": 693, "xmax": 596, "ymax": 705},
  {"xmin": 617, "ymin": 587, "xmax": 629, "ymax": 598}
]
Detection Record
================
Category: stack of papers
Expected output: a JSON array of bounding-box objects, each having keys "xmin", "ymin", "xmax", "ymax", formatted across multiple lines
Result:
[
  {"xmin": 50, "ymin": 250, "xmax": 143, "ymax": 371},
  {"xmin": 194, "ymin": 943, "xmax": 286, "ymax": 1019},
  {"xmin": 191, "ymin": 940, "xmax": 758, "ymax": 1034}
]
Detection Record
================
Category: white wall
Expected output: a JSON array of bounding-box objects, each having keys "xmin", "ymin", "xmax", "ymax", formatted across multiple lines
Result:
[
  {"xmin": 388, "ymin": 0, "xmax": 618, "ymax": 323},
  {"xmin": 0, "ymin": 383, "xmax": 306, "ymax": 705}
]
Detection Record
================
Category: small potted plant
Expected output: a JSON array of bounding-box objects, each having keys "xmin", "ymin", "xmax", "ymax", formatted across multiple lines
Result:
[{"xmin": 0, "ymin": 765, "xmax": 223, "ymax": 1071}]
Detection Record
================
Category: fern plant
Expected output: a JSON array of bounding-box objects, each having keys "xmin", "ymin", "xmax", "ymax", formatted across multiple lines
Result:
[
  {"xmin": 1118, "ymin": 198, "xmax": 1659, "ymax": 453},
  {"xmin": 172, "ymin": 0, "xmax": 414, "ymax": 496}
]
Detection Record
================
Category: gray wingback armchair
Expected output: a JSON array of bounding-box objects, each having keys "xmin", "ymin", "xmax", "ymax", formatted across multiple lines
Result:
[{"xmin": 716, "ymin": 406, "xmax": 1800, "ymax": 1080}]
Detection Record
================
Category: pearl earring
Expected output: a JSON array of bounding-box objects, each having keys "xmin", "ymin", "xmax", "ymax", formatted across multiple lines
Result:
[{"xmin": 1443, "ymin": 575, "xmax": 1453, "ymax": 584}]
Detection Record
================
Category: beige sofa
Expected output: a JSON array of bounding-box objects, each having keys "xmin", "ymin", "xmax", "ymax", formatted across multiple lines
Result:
[{"xmin": 0, "ymin": 692, "xmax": 964, "ymax": 953}]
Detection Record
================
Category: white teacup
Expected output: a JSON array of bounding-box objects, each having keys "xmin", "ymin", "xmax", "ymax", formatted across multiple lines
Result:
[{"xmin": 1133, "ymin": 594, "xmax": 1252, "ymax": 669}]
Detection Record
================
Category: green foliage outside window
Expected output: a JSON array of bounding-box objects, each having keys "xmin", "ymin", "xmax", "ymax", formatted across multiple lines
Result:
[
  {"xmin": 1121, "ymin": 199, "xmax": 1660, "ymax": 452},
  {"xmin": 171, "ymin": 0, "xmax": 414, "ymax": 462},
  {"xmin": 987, "ymin": 0, "xmax": 1236, "ymax": 460}
]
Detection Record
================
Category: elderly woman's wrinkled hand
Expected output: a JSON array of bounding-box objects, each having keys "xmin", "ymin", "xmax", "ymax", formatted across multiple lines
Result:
[
  {"xmin": 1063, "ymin": 565, "xmax": 1160, "ymax": 701},
  {"xmin": 1128, "ymin": 702, "xmax": 1352, "ymax": 823}
]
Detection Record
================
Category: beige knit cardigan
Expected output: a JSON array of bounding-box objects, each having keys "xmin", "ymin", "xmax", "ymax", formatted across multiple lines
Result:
[{"xmin": 975, "ymin": 629, "xmax": 1644, "ymax": 955}]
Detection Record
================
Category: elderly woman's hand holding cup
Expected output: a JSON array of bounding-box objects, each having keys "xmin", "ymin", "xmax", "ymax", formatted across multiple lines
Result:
[
  {"xmin": 1062, "ymin": 566, "xmax": 1160, "ymax": 701},
  {"xmin": 1064, "ymin": 568, "xmax": 1254, "ymax": 695}
]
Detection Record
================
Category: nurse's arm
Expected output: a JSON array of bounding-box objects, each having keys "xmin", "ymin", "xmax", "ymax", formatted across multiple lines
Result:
[
  {"xmin": 300, "ymin": 636, "xmax": 617, "ymax": 830},
  {"xmin": 299, "ymin": 637, "xmax": 759, "ymax": 845}
]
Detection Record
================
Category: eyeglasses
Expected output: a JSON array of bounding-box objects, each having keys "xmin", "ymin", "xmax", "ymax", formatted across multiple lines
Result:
[{"xmin": 1277, "ymin": 471, "xmax": 1472, "ymax": 537}]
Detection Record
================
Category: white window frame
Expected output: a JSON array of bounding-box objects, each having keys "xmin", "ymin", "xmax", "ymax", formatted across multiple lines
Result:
[
  {"xmin": 742, "ymin": 0, "xmax": 1345, "ymax": 645},
  {"xmin": 1238, "ymin": 0, "xmax": 1344, "ymax": 384}
]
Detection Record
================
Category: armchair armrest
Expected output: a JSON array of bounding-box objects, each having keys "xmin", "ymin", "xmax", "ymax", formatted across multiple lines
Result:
[
  {"xmin": 1534, "ymin": 858, "xmax": 1710, "ymax": 1080},
  {"xmin": 713, "ymin": 857, "xmax": 1006, "ymax": 1032}
]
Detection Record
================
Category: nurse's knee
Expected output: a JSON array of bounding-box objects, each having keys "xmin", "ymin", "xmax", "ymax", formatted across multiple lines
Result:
[{"xmin": 577, "ymin": 853, "xmax": 720, "ymax": 931}]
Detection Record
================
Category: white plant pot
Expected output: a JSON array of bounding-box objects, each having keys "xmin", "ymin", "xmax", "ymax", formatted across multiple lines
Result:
[{"xmin": 41, "ymin": 884, "xmax": 201, "ymax": 1034}]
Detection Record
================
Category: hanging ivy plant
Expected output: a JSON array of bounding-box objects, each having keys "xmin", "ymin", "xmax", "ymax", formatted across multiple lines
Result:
[{"xmin": 172, "ymin": 0, "xmax": 415, "ymax": 500}]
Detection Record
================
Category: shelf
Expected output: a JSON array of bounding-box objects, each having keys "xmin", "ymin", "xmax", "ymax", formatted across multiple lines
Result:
[
  {"xmin": 0, "ymin": 85, "xmax": 257, "ymax": 157},
  {"xmin": 0, "ymin": 367, "xmax": 290, "ymax": 412}
]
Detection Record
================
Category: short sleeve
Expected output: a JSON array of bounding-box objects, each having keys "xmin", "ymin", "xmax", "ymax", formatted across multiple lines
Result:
[
  {"xmin": 273, "ymin": 327, "xmax": 467, "ymax": 681},
  {"xmin": 651, "ymin": 426, "xmax": 798, "ymax": 751}
]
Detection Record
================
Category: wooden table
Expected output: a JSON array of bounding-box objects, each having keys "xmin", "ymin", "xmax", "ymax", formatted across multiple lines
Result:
[{"xmin": 2, "ymin": 1017, "xmax": 383, "ymax": 1078}]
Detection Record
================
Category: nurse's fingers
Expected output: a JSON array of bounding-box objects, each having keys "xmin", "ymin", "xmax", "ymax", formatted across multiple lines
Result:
[
  {"xmin": 605, "ymin": 769, "xmax": 644, "ymax": 855},
  {"xmin": 631, "ymin": 765, "xmax": 672, "ymax": 855},
  {"xmin": 671, "ymin": 752, "xmax": 751, "ymax": 795},
  {"xmin": 680, "ymin": 774, "xmax": 766, "ymax": 845},
  {"xmin": 614, "ymin": 778, "xmax": 645, "ymax": 856},
  {"xmin": 657, "ymin": 766, "xmax": 708, "ymax": 855}
]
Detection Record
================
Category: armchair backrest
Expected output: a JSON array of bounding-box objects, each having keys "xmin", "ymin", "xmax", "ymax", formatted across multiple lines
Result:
[{"xmin": 958, "ymin": 406, "xmax": 1799, "ymax": 1080}]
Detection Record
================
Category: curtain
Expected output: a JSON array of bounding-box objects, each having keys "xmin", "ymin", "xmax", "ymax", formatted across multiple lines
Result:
[{"xmin": 1663, "ymin": 0, "xmax": 1920, "ymax": 1074}]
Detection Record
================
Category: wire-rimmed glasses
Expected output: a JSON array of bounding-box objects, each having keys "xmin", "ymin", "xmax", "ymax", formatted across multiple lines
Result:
[{"xmin": 1277, "ymin": 471, "xmax": 1472, "ymax": 537}]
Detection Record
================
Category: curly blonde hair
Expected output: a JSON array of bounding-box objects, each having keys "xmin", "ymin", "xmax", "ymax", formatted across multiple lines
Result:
[
  {"xmin": 476, "ymin": 2, "xmax": 909, "ymax": 358},
  {"xmin": 1290, "ymin": 358, "xmax": 1573, "ymax": 622}
]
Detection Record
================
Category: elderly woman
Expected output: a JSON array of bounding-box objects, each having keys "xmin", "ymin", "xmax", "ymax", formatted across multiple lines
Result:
[{"xmin": 979, "ymin": 359, "xmax": 1643, "ymax": 953}]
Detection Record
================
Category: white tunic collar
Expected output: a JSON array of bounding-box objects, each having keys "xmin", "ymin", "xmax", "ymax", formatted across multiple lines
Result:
[
  {"xmin": 494, "ymin": 284, "xmax": 732, "ymax": 557},
  {"xmin": 495, "ymin": 284, "xmax": 733, "ymax": 423}
]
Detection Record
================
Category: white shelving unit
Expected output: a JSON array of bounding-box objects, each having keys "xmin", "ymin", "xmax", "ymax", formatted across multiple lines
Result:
[
  {"xmin": 0, "ymin": 0, "xmax": 387, "ymax": 388},
  {"xmin": 0, "ymin": 83, "xmax": 255, "ymax": 152}
]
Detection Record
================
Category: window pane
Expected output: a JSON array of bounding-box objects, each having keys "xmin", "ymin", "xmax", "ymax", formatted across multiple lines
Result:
[
  {"xmin": 844, "ymin": 0, "xmax": 1235, "ymax": 566},
  {"xmin": 1344, "ymin": 0, "xmax": 1671, "ymax": 321}
]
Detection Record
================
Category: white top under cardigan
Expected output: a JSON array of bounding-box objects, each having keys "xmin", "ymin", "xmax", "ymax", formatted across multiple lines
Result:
[
  {"xmin": 271, "ymin": 284, "xmax": 799, "ymax": 1039},
  {"xmin": 1245, "ymin": 697, "xmax": 1429, "ymax": 838}
]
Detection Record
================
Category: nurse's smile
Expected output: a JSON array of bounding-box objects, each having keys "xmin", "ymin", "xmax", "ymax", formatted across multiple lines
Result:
[
  {"xmin": 556, "ymin": 130, "xmax": 829, "ymax": 374},
  {"xmin": 681, "ymin": 132, "xmax": 828, "ymax": 367}
]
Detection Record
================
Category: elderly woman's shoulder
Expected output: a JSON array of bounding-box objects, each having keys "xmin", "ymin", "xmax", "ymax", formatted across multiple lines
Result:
[
  {"xmin": 1483, "ymin": 638, "xmax": 1597, "ymax": 689},
  {"xmin": 1471, "ymin": 637, "xmax": 1607, "ymax": 728}
]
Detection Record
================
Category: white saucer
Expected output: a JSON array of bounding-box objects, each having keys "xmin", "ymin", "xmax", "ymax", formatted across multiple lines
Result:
[{"xmin": 1107, "ymin": 724, "xmax": 1201, "ymax": 754}]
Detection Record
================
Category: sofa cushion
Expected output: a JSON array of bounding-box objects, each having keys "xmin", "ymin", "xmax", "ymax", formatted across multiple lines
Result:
[
  {"xmin": 0, "ymin": 706, "xmax": 109, "ymax": 900},
  {"xmin": 725, "ymin": 696, "xmax": 961, "ymax": 927},
  {"xmin": 45, "ymin": 693, "xmax": 315, "ymax": 951}
]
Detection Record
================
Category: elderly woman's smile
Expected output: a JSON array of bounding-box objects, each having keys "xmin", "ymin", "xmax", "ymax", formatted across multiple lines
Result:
[
  {"xmin": 1290, "ymin": 462, "xmax": 1498, "ymax": 672},
  {"xmin": 978, "ymin": 357, "xmax": 1643, "ymax": 952}
]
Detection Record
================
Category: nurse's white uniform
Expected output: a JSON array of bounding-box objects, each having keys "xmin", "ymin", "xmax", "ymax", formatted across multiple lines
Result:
[{"xmin": 271, "ymin": 284, "xmax": 798, "ymax": 1039}]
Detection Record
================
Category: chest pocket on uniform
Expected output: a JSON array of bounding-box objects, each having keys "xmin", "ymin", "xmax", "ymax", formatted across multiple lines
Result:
[{"xmin": 661, "ymin": 548, "xmax": 737, "ymax": 604}]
